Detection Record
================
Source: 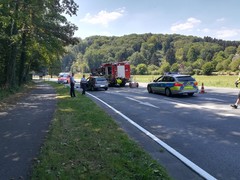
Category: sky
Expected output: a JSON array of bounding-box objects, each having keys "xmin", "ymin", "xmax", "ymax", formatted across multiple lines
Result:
[{"xmin": 66, "ymin": 0, "xmax": 240, "ymax": 41}]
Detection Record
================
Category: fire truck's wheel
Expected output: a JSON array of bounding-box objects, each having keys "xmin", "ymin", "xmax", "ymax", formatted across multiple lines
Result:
[{"xmin": 120, "ymin": 81, "xmax": 126, "ymax": 87}]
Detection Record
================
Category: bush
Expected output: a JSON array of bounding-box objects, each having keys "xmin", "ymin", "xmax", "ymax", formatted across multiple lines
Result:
[{"xmin": 202, "ymin": 62, "xmax": 214, "ymax": 75}]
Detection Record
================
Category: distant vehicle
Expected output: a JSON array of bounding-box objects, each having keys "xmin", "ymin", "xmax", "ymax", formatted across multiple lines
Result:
[
  {"xmin": 86, "ymin": 76, "xmax": 108, "ymax": 91},
  {"xmin": 57, "ymin": 72, "xmax": 70, "ymax": 84},
  {"xmin": 91, "ymin": 62, "xmax": 131, "ymax": 87},
  {"xmin": 147, "ymin": 73, "xmax": 199, "ymax": 96}
]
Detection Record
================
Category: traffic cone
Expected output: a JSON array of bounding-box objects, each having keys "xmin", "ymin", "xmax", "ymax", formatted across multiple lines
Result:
[{"xmin": 200, "ymin": 83, "xmax": 205, "ymax": 94}]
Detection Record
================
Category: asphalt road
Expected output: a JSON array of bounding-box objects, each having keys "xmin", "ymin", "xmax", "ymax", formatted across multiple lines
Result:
[
  {"xmin": 0, "ymin": 82, "xmax": 56, "ymax": 179},
  {"xmin": 86, "ymin": 84, "xmax": 240, "ymax": 180}
]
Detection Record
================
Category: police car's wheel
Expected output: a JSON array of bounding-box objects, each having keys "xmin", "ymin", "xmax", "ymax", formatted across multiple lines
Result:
[
  {"xmin": 147, "ymin": 85, "xmax": 153, "ymax": 93},
  {"xmin": 165, "ymin": 88, "xmax": 172, "ymax": 97}
]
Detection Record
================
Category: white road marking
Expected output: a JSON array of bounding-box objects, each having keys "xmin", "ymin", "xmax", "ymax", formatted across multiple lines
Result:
[
  {"xmin": 87, "ymin": 92, "xmax": 217, "ymax": 180},
  {"xmin": 202, "ymin": 97, "xmax": 225, "ymax": 102},
  {"xmin": 159, "ymin": 98, "xmax": 238, "ymax": 117},
  {"xmin": 107, "ymin": 90, "xmax": 237, "ymax": 117},
  {"xmin": 126, "ymin": 97, "xmax": 159, "ymax": 108},
  {"xmin": 216, "ymin": 113, "xmax": 239, "ymax": 117}
]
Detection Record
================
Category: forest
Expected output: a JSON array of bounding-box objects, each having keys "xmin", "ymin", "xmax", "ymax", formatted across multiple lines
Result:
[
  {"xmin": 63, "ymin": 34, "xmax": 240, "ymax": 76},
  {"xmin": 0, "ymin": 0, "xmax": 79, "ymax": 89}
]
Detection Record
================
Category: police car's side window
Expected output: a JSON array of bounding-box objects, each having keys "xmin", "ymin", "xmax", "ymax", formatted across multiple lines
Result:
[
  {"xmin": 169, "ymin": 77, "xmax": 175, "ymax": 82},
  {"xmin": 162, "ymin": 76, "xmax": 168, "ymax": 82},
  {"xmin": 157, "ymin": 76, "xmax": 163, "ymax": 82}
]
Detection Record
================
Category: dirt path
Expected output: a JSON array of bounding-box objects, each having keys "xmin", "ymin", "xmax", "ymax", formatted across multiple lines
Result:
[{"xmin": 0, "ymin": 81, "xmax": 56, "ymax": 179}]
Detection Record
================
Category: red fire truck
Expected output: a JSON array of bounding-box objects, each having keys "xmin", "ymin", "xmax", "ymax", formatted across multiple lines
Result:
[{"xmin": 92, "ymin": 62, "xmax": 131, "ymax": 87}]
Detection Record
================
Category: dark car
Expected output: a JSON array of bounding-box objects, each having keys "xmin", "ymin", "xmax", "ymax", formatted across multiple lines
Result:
[
  {"xmin": 147, "ymin": 73, "xmax": 199, "ymax": 96},
  {"xmin": 86, "ymin": 76, "xmax": 108, "ymax": 91}
]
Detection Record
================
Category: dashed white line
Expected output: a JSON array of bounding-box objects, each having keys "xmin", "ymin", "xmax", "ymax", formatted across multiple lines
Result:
[
  {"xmin": 126, "ymin": 97, "xmax": 159, "ymax": 108},
  {"xmin": 87, "ymin": 92, "xmax": 217, "ymax": 180}
]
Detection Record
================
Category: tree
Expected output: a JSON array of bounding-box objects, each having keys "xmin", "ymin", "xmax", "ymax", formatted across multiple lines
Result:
[
  {"xmin": 130, "ymin": 65, "xmax": 137, "ymax": 75},
  {"xmin": 136, "ymin": 64, "xmax": 148, "ymax": 75},
  {"xmin": 224, "ymin": 46, "xmax": 237, "ymax": 56},
  {"xmin": 128, "ymin": 52, "xmax": 146, "ymax": 66},
  {"xmin": 0, "ymin": 0, "xmax": 79, "ymax": 88},
  {"xmin": 202, "ymin": 62, "xmax": 214, "ymax": 75},
  {"xmin": 216, "ymin": 62, "xmax": 224, "ymax": 72},
  {"xmin": 170, "ymin": 63, "xmax": 179, "ymax": 72},
  {"xmin": 166, "ymin": 48, "xmax": 176, "ymax": 65},
  {"xmin": 84, "ymin": 50, "xmax": 104, "ymax": 70},
  {"xmin": 222, "ymin": 59, "xmax": 231, "ymax": 71},
  {"xmin": 148, "ymin": 64, "xmax": 159, "ymax": 75},
  {"xmin": 229, "ymin": 59, "xmax": 240, "ymax": 72},
  {"xmin": 175, "ymin": 48, "xmax": 184, "ymax": 61},
  {"xmin": 187, "ymin": 47, "xmax": 198, "ymax": 62},
  {"xmin": 159, "ymin": 61, "xmax": 170, "ymax": 74}
]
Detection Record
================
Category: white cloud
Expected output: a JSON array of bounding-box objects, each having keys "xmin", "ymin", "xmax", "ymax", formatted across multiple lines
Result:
[
  {"xmin": 216, "ymin": 18, "xmax": 225, "ymax": 23},
  {"xmin": 171, "ymin": 17, "xmax": 201, "ymax": 32},
  {"xmin": 216, "ymin": 28, "xmax": 240, "ymax": 39},
  {"xmin": 202, "ymin": 28, "xmax": 210, "ymax": 33},
  {"xmin": 80, "ymin": 8, "xmax": 125, "ymax": 27}
]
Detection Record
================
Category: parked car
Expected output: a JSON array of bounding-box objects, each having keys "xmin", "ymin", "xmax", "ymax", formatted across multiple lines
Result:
[
  {"xmin": 147, "ymin": 73, "xmax": 198, "ymax": 96},
  {"xmin": 86, "ymin": 76, "xmax": 108, "ymax": 91},
  {"xmin": 57, "ymin": 72, "xmax": 70, "ymax": 84}
]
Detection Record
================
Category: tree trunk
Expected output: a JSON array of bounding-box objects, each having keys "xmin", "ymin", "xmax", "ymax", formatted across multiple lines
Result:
[
  {"xmin": 19, "ymin": 31, "xmax": 27, "ymax": 86},
  {"xmin": 6, "ymin": 1, "xmax": 19, "ymax": 89}
]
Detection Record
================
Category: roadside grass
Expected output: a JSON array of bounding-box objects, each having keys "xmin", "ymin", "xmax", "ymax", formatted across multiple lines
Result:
[
  {"xmin": 132, "ymin": 75, "xmax": 239, "ymax": 88},
  {"xmin": 31, "ymin": 82, "xmax": 171, "ymax": 180},
  {"xmin": 193, "ymin": 75, "xmax": 238, "ymax": 88}
]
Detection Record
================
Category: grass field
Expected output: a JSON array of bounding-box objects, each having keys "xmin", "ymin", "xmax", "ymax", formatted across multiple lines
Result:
[
  {"xmin": 31, "ymin": 82, "xmax": 171, "ymax": 179},
  {"xmin": 132, "ymin": 75, "xmax": 239, "ymax": 88}
]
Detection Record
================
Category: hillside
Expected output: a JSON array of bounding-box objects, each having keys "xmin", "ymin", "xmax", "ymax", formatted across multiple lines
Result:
[{"xmin": 62, "ymin": 33, "xmax": 240, "ymax": 75}]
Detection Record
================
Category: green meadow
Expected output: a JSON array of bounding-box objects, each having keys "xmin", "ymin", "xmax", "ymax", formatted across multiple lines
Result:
[{"xmin": 132, "ymin": 75, "xmax": 239, "ymax": 88}]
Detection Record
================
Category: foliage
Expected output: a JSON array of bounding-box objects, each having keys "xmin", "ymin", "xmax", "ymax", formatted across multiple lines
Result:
[
  {"xmin": 0, "ymin": 0, "xmax": 79, "ymax": 89},
  {"xmin": 159, "ymin": 61, "xmax": 170, "ymax": 74},
  {"xmin": 63, "ymin": 33, "xmax": 240, "ymax": 76},
  {"xmin": 202, "ymin": 62, "xmax": 214, "ymax": 75},
  {"xmin": 136, "ymin": 63, "xmax": 148, "ymax": 75}
]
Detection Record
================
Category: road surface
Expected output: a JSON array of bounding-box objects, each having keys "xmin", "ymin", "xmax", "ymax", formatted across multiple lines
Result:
[{"xmin": 86, "ymin": 84, "xmax": 240, "ymax": 180}]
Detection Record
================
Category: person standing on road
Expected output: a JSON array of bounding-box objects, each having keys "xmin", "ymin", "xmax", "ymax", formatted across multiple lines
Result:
[
  {"xmin": 230, "ymin": 74, "xmax": 240, "ymax": 109},
  {"xmin": 80, "ymin": 74, "xmax": 87, "ymax": 95},
  {"xmin": 70, "ymin": 73, "xmax": 76, "ymax": 97}
]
